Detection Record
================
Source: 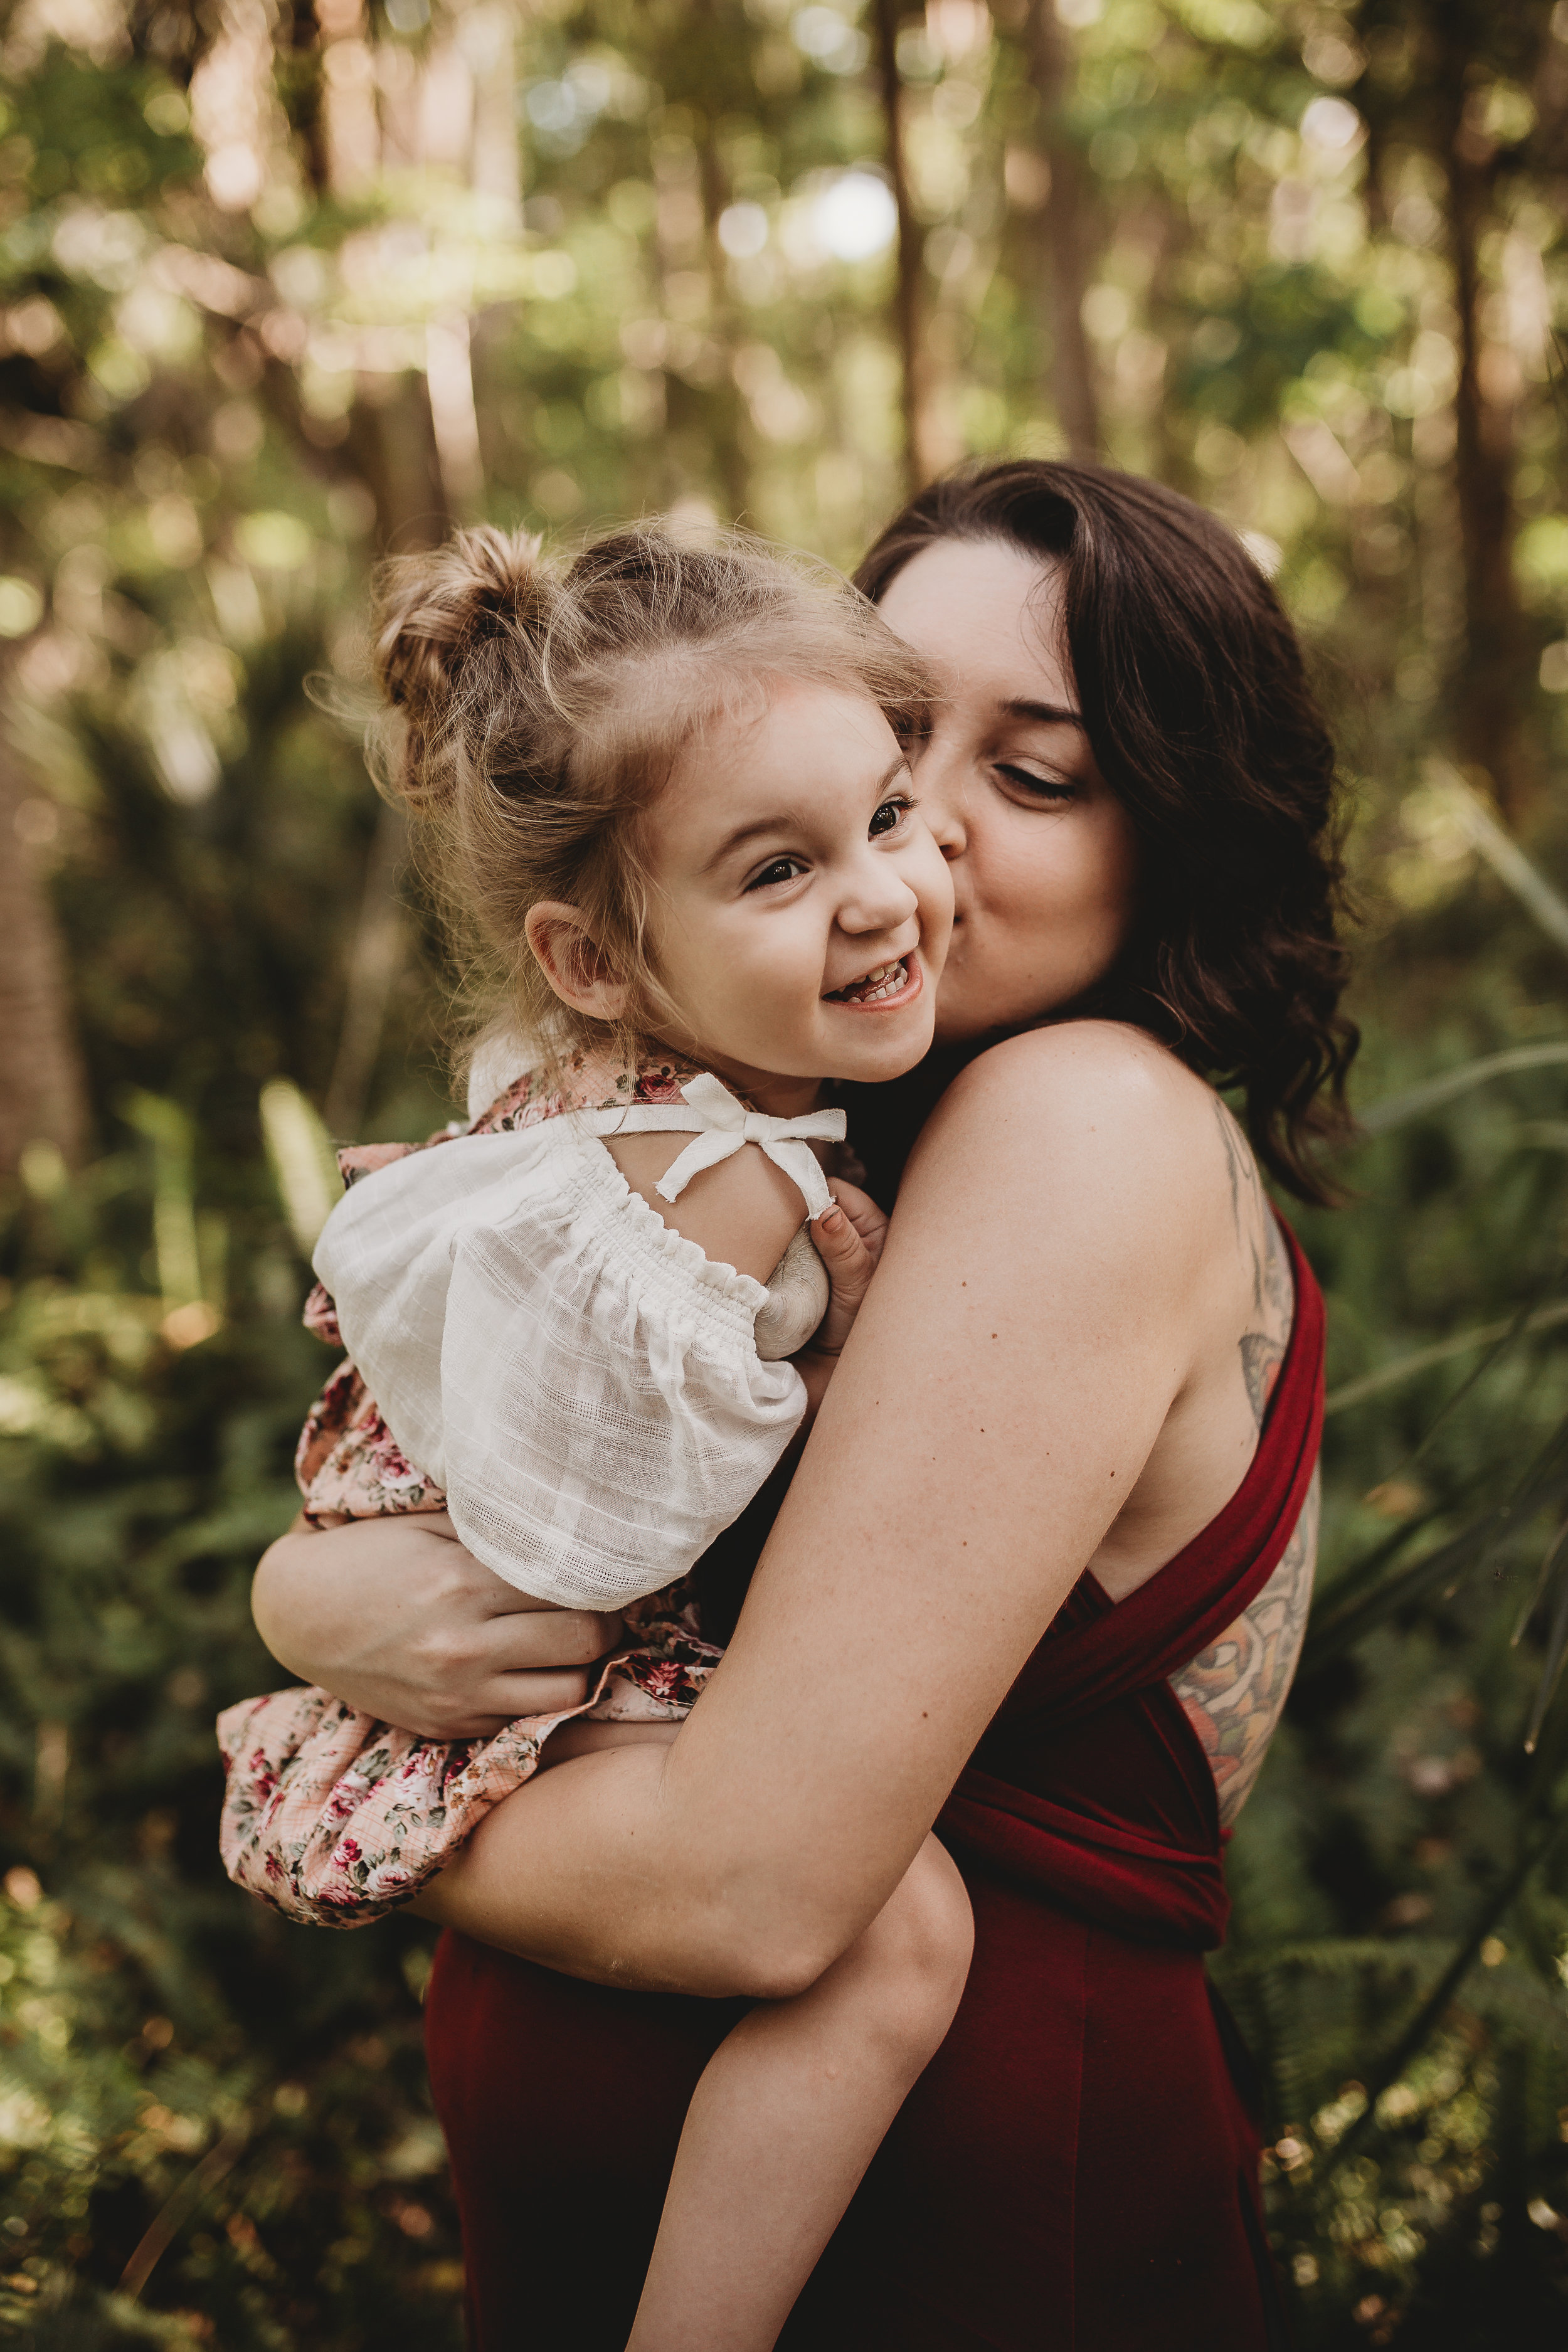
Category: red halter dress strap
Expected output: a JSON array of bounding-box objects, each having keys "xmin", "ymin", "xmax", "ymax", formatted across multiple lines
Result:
[{"xmin": 938, "ymin": 1217, "xmax": 1325, "ymax": 1951}]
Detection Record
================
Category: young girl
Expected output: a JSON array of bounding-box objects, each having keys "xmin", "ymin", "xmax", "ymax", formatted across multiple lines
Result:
[{"xmin": 219, "ymin": 521, "xmax": 970, "ymax": 2349}]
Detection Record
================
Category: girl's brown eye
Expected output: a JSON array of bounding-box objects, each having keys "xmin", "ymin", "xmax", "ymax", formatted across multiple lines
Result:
[
  {"xmin": 746, "ymin": 856, "xmax": 805, "ymax": 891},
  {"xmin": 869, "ymin": 796, "xmax": 909, "ymax": 838}
]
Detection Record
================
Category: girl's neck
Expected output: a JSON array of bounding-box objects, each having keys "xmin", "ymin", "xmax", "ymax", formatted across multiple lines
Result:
[{"xmin": 644, "ymin": 1039, "xmax": 824, "ymax": 1122}]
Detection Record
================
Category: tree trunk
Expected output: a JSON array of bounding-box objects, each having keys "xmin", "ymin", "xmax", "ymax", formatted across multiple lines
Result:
[
  {"xmin": 1432, "ymin": 11, "xmax": 1527, "ymax": 818},
  {"xmin": 324, "ymin": 798, "xmax": 408, "ymax": 1139},
  {"xmin": 347, "ymin": 371, "xmax": 449, "ymax": 557},
  {"xmin": 696, "ymin": 103, "xmax": 753, "ymax": 526},
  {"xmin": 0, "ymin": 712, "xmax": 89, "ymax": 1173},
  {"xmin": 1024, "ymin": 0, "xmax": 1101, "ymax": 460},
  {"xmin": 324, "ymin": 373, "xmax": 444, "ymax": 1130},
  {"xmin": 872, "ymin": 0, "xmax": 940, "ymax": 493}
]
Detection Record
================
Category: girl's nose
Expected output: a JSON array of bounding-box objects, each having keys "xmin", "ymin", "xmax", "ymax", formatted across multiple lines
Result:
[{"xmin": 838, "ymin": 861, "xmax": 919, "ymax": 938}]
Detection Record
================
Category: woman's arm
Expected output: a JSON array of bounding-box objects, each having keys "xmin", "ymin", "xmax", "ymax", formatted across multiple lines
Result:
[
  {"xmin": 252, "ymin": 1512, "xmax": 625, "ymax": 1739},
  {"xmin": 415, "ymin": 1025, "xmax": 1236, "ymax": 1993}
]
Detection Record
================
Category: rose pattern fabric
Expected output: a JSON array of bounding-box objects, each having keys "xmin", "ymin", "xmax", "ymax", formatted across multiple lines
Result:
[{"xmin": 217, "ymin": 1051, "xmax": 723, "ymax": 1929}]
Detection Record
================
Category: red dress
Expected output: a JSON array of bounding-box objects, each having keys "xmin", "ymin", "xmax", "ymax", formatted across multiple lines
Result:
[{"xmin": 423, "ymin": 1225, "xmax": 1323, "ymax": 2351}]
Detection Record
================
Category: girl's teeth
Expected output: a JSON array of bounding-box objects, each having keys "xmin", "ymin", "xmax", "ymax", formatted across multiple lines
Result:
[{"xmin": 839, "ymin": 958, "xmax": 908, "ymax": 1004}]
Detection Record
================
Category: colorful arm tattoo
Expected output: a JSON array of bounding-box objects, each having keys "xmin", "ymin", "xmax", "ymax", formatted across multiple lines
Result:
[{"xmin": 1172, "ymin": 1467, "xmax": 1318, "ymax": 1827}]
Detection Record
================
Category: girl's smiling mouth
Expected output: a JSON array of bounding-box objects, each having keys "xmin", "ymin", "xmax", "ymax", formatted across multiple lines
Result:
[{"xmin": 824, "ymin": 955, "xmax": 921, "ymax": 1009}]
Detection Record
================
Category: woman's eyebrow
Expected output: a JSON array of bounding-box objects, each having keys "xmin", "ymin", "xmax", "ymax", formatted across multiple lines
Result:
[{"xmin": 1002, "ymin": 697, "xmax": 1085, "ymax": 728}]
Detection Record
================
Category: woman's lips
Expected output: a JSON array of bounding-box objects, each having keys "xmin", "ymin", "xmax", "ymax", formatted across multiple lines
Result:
[{"xmin": 824, "ymin": 955, "xmax": 922, "ymax": 1011}]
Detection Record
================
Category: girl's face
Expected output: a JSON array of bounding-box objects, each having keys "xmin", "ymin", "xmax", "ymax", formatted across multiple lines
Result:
[
  {"xmin": 643, "ymin": 679, "xmax": 954, "ymax": 1109},
  {"xmin": 874, "ymin": 538, "xmax": 1139, "ymax": 1047}
]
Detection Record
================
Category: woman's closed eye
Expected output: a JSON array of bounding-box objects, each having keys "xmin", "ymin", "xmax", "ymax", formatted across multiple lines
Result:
[{"xmin": 993, "ymin": 761, "xmax": 1078, "ymax": 805}]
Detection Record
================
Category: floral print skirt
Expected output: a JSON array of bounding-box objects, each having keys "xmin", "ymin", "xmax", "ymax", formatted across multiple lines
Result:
[
  {"xmin": 217, "ymin": 1588, "xmax": 719, "ymax": 1929},
  {"xmin": 218, "ymin": 1051, "xmax": 728, "ymax": 1930}
]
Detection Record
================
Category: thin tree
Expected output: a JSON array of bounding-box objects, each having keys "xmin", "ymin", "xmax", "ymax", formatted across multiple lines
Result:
[
  {"xmin": 0, "ymin": 709, "xmax": 88, "ymax": 1174},
  {"xmin": 1024, "ymin": 0, "xmax": 1101, "ymax": 460},
  {"xmin": 1428, "ymin": 0, "xmax": 1534, "ymax": 819},
  {"xmin": 872, "ymin": 0, "xmax": 940, "ymax": 492}
]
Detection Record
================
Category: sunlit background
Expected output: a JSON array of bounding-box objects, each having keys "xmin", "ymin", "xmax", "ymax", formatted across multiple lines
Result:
[{"xmin": 4, "ymin": 3, "xmax": 1568, "ymax": 2345}]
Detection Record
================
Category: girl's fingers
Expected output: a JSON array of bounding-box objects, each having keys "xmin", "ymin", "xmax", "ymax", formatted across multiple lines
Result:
[
  {"xmin": 815, "ymin": 1211, "xmax": 873, "ymax": 1284},
  {"xmin": 825, "ymin": 1179, "xmax": 889, "ymax": 1259}
]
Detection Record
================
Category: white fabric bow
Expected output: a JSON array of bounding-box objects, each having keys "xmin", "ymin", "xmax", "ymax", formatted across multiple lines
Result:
[{"xmin": 654, "ymin": 1073, "xmax": 844, "ymax": 1219}]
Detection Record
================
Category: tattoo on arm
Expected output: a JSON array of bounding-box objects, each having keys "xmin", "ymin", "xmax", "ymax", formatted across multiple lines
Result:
[
  {"xmin": 1215, "ymin": 1099, "xmax": 1294, "ymax": 1429},
  {"xmin": 1212, "ymin": 1096, "xmax": 1262, "ymax": 1288},
  {"xmin": 1171, "ymin": 1468, "xmax": 1319, "ymax": 1826}
]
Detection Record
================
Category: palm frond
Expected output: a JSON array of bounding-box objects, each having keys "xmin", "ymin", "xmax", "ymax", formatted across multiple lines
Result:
[
  {"xmin": 1312, "ymin": 1811, "xmax": 1568, "ymax": 2190},
  {"xmin": 1324, "ymin": 1300, "xmax": 1568, "ymax": 1417},
  {"xmin": 1355, "ymin": 1042, "xmax": 1568, "ymax": 1138},
  {"xmin": 1511, "ymin": 1513, "xmax": 1568, "ymax": 1647},
  {"xmin": 1523, "ymin": 1564, "xmax": 1568, "ymax": 1753},
  {"xmin": 1303, "ymin": 1416, "xmax": 1568, "ymax": 1671}
]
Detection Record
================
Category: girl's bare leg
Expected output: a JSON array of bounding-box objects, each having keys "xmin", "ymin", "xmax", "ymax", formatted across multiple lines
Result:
[
  {"xmin": 413, "ymin": 1730, "xmax": 972, "ymax": 2349},
  {"xmin": 625, "ymin": 1831, "xmax": 972, "ymax": 2352}
]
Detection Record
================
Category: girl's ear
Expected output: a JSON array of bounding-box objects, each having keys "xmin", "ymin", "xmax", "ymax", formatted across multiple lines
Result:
[{"xmin": 524, "ymin": 902, "xmax": 630, "ymax": 1022}]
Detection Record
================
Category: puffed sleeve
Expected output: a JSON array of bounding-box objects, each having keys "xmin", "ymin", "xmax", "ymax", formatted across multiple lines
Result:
[{"xmin": 311, "ymin": 1123, "xmax": 806, "ymax": 1609}]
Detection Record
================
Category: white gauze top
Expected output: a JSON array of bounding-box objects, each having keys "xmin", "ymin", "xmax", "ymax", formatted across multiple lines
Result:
[{"xmin": 312, "ymin": 1074, "xmax": 844, "ymax": 1613}]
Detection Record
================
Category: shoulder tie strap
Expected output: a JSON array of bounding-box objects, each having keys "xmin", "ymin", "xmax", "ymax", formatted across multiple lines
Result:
[{"xmin": 647, "ymin": 1074, "xmax": 844, "ymax": 1219}]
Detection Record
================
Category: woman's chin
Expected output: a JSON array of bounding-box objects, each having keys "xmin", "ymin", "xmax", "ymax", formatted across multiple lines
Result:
[
  {"xmin": 933, "ymin": 969, "xmax": 1081, "ymax": 1047},
  {"xmin": 931, "ymin": 997, "xmax": 997, "ymax": 1047}
]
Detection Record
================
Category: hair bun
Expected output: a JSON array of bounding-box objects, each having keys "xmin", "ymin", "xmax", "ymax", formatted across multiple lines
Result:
[{"xmin": 374, "ymin": 525, "xmax": 548, "ymax": 716}]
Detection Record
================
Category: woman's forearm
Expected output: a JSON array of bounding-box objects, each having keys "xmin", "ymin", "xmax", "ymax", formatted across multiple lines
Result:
[{"xmin": 408, "ymin": 1740, "xmax": 842, "ymax": 2000}]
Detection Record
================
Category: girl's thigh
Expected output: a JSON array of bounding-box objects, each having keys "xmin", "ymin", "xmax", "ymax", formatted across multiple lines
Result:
[{"xmin": 424, "ymin": 1929, "xmax": 746, "ymax": 2350}]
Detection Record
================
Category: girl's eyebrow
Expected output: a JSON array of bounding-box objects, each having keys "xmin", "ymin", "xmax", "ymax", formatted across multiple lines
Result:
[
  {"xmin": 704, "ymin": 752, "xmax": 911, "ymax": 871},
  {"xmin": 1001, "ymin": 697, "xmax": 1086, "ymax": 728}
]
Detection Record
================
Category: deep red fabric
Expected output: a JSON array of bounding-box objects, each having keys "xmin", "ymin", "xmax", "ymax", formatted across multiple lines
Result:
[{"xmin": 423, "ymin": 1223, "xmax": 1323, "ymax": 2350}]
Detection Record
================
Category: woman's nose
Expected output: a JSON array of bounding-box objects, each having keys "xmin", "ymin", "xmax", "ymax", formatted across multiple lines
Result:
[{"xmin": 912, "ymin": 742, "xmax": 968, "ymax": 861}]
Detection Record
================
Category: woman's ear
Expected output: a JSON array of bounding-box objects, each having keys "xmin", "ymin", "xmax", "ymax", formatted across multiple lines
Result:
[{"xmin": 524, "ymin": 902, "xmax": 630, "ymax": 1022}]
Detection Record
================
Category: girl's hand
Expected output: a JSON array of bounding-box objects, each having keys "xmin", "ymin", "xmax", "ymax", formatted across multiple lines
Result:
[
  {"xmin": 807, "ymin": 1180, "xmax": 889, "ymax": 1360},
  {"xmin": 250, "ymin": 1512, "xmax": 625, "ymax": 1740}
]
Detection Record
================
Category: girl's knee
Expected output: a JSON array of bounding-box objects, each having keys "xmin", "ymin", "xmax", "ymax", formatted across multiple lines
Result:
[{"xmin": 859, "ymin": 1839, "xmax": 973, "ymax": 2057}]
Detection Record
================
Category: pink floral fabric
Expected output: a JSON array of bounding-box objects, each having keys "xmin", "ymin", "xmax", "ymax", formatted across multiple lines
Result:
[{"xmin": 217, "ymin": 1050, "xmax": 724, "ymax": 1929}]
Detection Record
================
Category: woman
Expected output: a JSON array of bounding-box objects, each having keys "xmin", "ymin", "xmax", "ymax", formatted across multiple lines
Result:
[{"xmin": 253, "ymin": 460, "xmax": 1353, "ymax": 2349}]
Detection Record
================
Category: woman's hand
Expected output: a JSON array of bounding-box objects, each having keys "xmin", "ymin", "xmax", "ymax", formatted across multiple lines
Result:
[{"xmin": 250, "ymin": 1512, "xmax": 624, "ymax": 1740}]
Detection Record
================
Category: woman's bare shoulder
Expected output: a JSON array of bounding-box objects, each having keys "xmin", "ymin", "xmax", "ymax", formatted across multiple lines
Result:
[
  {"xmin": 951, "ymin": 1018, "xmax": 1210, "ymax": 1110},
  {"xmin": 913, "ymin": 1021, "xmax": 1234, "ymax": 1243}
]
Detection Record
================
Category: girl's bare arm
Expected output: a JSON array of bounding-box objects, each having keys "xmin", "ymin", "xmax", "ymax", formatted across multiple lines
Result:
[{"xmin": 413, "ymin": 1025, "xmax": 1239, "ymax": 1994}]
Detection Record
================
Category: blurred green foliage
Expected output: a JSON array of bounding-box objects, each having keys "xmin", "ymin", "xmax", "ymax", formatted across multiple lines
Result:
[{"xmin": 2, "ymin": 0, "xmax": 1568, "ymax": 2343}]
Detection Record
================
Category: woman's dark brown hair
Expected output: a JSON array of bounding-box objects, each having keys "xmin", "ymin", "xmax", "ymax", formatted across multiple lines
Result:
[{"xmin": 855, "ymin": 459, "xmax": 1358, "ymax": 1204}]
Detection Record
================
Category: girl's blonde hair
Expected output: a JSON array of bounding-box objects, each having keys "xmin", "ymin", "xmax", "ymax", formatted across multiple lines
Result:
[{"xmin": 371, "ymin": 519, "xmax": 934, "ymax": 1079}]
